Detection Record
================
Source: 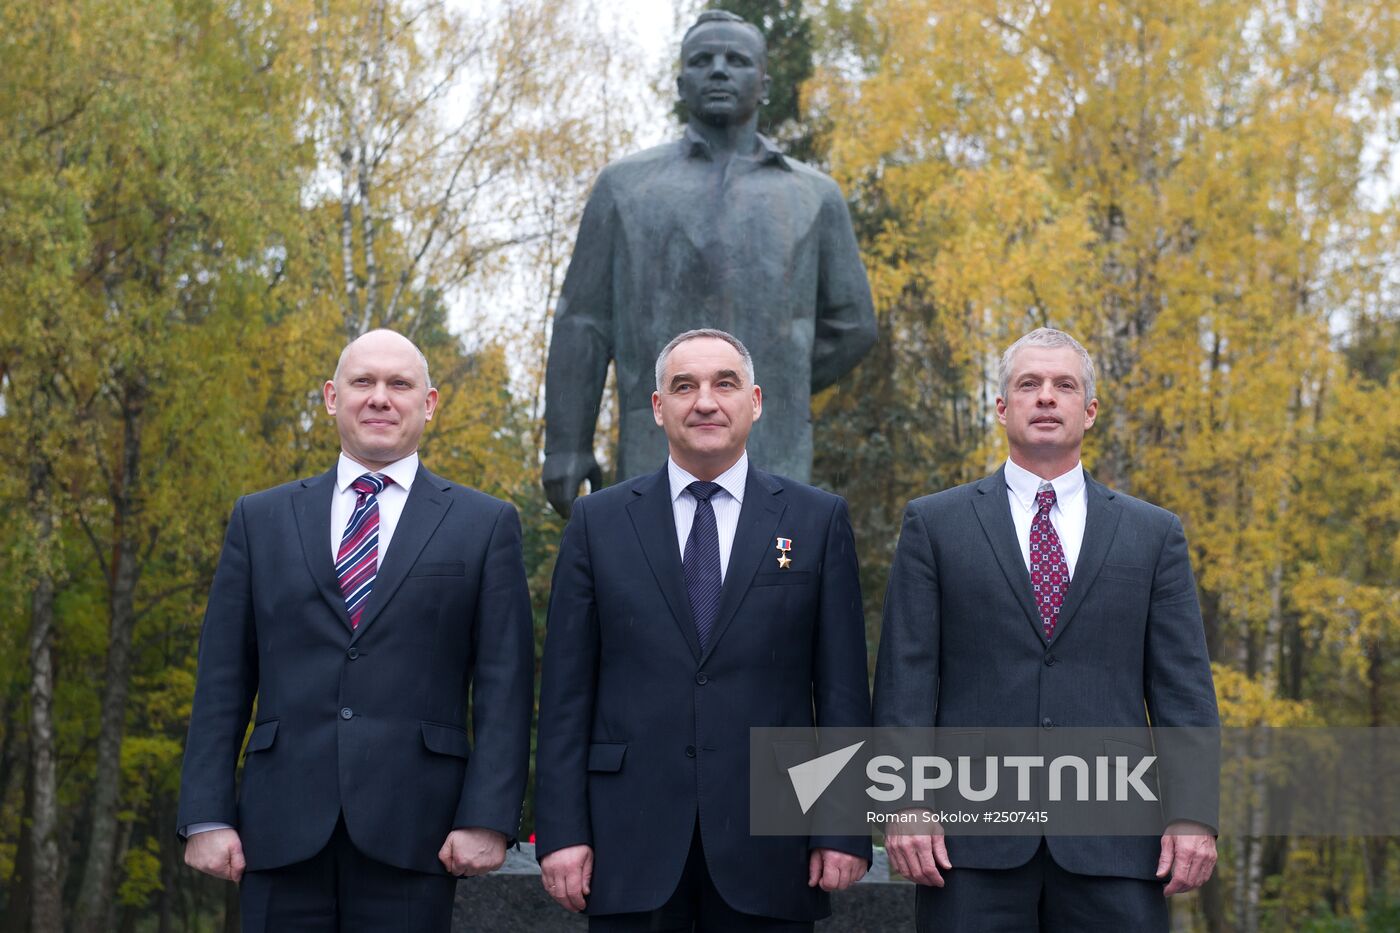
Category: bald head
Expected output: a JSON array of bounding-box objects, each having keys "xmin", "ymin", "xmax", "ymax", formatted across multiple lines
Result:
[{"xmin": 334, "ymin": 329, "xmax": 432, "ymax": 389}]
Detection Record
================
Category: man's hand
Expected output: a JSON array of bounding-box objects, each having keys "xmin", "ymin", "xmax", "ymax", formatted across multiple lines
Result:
[
  {"xmin": 184, "ymin": 828, "xmax": 246, "ymax": 883},
  {"xmin": 542, "ymin": 452, "xmax": 603, "ymax": 520},
  {"xmin": 1157, "ymin": 820, "xmax": 1217, "ymax": 895},
  {"xmin": 808, "ymin": 848, "xmax": 868, "ymax": 891},
  {"xmin": 884, "ymin": 816, "xmax": 952, "ymax": 887},
  {"xmin": 438, "ymin": 827, "xmax": 507, "ymax": 878},
  {"xmin": 539, "ymin": 844, "xmax": 593, "ymax": 912}
]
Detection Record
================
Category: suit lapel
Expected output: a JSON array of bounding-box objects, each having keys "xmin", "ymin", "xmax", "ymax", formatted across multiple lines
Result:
[
  {"xmin": 970, "ymin": 467, "xmax": 1045, "ymax": 643},
  {"xmin": 626, "ymin": 469, "xmax": 702, "ymax": 661},
  {"xmin": 351, "ymin": 465, "xmax": 451, "ymax": 643},
  {"xmin": 701, "ymin": 466, "xmax": 785, "ymax": 665},
  {"xmin": 1048, "ymin": 473, "xmax": 1121, "ymax": 644},
  {"xmin": 293, "ymin": 468, "xmax": 354, "ymax": 633}
]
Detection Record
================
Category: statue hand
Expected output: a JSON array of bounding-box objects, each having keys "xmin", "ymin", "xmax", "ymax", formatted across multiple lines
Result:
[{"xmin": 543, "ymin": 451, "xmax": 603, "ymax": 519}]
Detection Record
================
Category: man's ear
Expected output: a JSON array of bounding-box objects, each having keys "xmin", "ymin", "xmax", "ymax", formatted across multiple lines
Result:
[{"xmin": 323, "ymin": 380, "xmax": 338, "ymax": 415}]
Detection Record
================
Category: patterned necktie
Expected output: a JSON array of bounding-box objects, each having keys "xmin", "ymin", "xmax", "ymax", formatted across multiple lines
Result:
[
  {"xmin": 1029, "ymin": 482, "xmax": 1070, "ymax": 639},
  {"xmin": 682, "ymin": 481, "xmax": 723, "ymax": 651},
  {"xmin": 337, "ymin": 473, "xmax": 390, "ymax": 629}
]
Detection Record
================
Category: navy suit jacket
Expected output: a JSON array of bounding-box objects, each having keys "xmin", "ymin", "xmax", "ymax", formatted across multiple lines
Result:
[
  {"xmin": 534, "ymin": 464, "xmax": 873, "ymax": 921},
  {"xmin": 177, "ymin": 464, "xmax": 534, "ymax": 875},
  {"xmin": 873, "ymin": 467, "xmax": 1220, "ymax": 879}
]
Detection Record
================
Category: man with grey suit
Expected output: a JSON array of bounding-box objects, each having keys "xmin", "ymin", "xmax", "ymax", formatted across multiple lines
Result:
[{"xmin": 873, "ymin": 328, "xmax": 1219, "ymax": 931}]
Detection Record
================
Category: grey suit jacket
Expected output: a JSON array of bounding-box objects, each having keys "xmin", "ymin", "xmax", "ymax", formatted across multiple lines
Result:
[{"xmin": 872, "ymin": 466, "xmax": 1219, "ymax": 879}]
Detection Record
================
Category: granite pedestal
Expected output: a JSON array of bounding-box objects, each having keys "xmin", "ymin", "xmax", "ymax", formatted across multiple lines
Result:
[{"xmin": 453, "ymin": 844, "xmax": 912, "ymax": 931}]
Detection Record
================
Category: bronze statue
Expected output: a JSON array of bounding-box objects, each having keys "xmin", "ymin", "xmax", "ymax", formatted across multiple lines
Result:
[{"xmin": 543, "ymin": 10, "xmax": 876, "ymax": 517}]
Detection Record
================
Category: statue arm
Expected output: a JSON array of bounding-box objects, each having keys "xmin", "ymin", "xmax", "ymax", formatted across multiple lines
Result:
[
  {"xmin": 543, "ymin": 171, "xmax": 617, "ymax": 516},
  {"xmin": 811, "ymin": 185, "xmax": 877, "ymax": 392}
]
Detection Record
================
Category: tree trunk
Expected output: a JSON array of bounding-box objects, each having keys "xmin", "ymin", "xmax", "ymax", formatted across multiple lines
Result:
[
  {"xmin": 25, "ymin": 375, "xmax": 64, "ymax": 933},
  {"xmin": 1199, "ymin": 872, "xmax": 1227, "ymax": 933},
  {"xmin": 73, "ymin": 385, "xmax": 146, "ymax": 933},
  {"xmin": 26, "ymin": 498, "xmax": 63, "ymax": 933},
  {"xmin": 1242, "ymin": 547, "xmax": 1287, "ymax": 933},
  {"xmin": 1, "ymin": 747, "xmax": 33, "ymax": 933},
  {"xmin": 339, "ymin": 142, "xmax": 362, "ymax": 338},
  {"xmin": 357, "ymin": 140, "xmax": 379, "ymax": 328},
  {"xmin": 1364, "ymin": 639, "xmax": 1388, "ymax": 907},
  {"xmin": 1234, "ymin": 834, "xmax": 1252, "ymax": 932}
]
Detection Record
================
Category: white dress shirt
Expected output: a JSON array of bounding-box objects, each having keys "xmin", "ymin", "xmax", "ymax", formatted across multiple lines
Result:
[
  {"xmin": 185, "ymin": 451, "xmax": 421, "ymax": 838},
  {"xmin": 1004, "ymin": 458, "xmax": 1087, "ymax": 577},
  {"xmin": 330, "ymin": 452, "xmax": 418, "ymax": 563},
  {"xmin": 668, "ymin": 452, "xmax": 748, "ymax": 583}
]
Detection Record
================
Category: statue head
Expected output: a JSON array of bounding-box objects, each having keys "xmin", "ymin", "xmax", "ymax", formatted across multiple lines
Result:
[{"xmin": 677, "ymin": 10, "xmax": 771, "ymax": 128}]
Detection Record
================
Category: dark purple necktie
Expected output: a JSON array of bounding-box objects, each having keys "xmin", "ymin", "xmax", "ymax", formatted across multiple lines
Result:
[
  {"xmin": 1029, "ymin": 483, "xmax": 1070, "ymax": 639},
  {"xmin": 682, "ymin": 481, "xmax": 723, "ymax": 651},
  {"xmin": 337, "ymin": 473, "xmax": 390, "ymax": 628}
]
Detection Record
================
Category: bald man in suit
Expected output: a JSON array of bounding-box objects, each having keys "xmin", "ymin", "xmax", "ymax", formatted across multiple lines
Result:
[{"xmin": 179, "ymin": 329, "xmax": 534, "ymax": 931}]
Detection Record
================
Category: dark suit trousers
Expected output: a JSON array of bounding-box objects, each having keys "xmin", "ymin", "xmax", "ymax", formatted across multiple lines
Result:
[
  {"xmin": 589, "ymin": 822, "xmax": 814, "ymax": 933},
  {"xmin": 915, "ymin": 839, "xmax": 1167, "ymax": 933},
  {"xmin": 239, "ymin": 816, "xmax": 457, "ymax": 933}
]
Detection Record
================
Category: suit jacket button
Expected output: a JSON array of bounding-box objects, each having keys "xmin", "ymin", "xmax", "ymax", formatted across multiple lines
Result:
[
  {"xmin": 1044, "ymin": 654, "xmax": 1056, "ymax": 666},
  {"xmin": 695, "ymin": 672, "xmax": 708, "ymax": 685},
  {"xmin": 340, "ymin": 707, "xmax": 354, "ymax": 720},
  {"xmin": 685, "ymin": 745, "xmax": 696, "ymax": 758},
  {"xmin": 347, "ymin": 647, "xmax": 360, "ymax": 660},
  {"xmin": 1041, "ymin": 717, "xmax": 1053, "ymax": 730}
]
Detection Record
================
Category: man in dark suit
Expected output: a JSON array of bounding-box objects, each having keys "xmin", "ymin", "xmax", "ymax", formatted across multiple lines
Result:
[
  {"xmin": 535, "ymin": 329, "xmax": 872, "ymax": 931},
  {"xmin": 874, "ymin": 328, "xmax": 1219, "ymax": 931},
  {"xmin": 178, "ymin": 329, "xmax": 534, "ymax": 931}
]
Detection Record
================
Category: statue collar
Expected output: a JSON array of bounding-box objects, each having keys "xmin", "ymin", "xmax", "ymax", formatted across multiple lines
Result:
[{"xmin": 683, "ymin": 126, "xmax": 791, "ymax": 170}]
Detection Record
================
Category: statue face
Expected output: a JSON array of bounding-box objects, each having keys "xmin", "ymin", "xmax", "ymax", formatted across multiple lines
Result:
[{"xmin": 677, "ymin": 21, "xmax": 770, "ymax": 127}]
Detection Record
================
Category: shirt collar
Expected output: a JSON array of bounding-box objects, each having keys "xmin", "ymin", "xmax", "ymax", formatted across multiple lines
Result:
[
  {"xmin": 1003, "ymin": 458, "xmax": 1084, "ymax": 513},
  {"xmin": 668, "ymin": 451, "xmax": 749, "ymax": 505},
  {"xmin": 683, "ymin": 125, "xmax": 791, "ymax": 170},
  {"xmin": 337, "ymin": 451, "xmax": 418, "ymax": 493}
]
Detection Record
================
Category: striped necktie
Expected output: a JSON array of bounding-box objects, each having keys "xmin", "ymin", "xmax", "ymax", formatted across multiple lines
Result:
[{"xmin": 337, "ymin": 473, "xmax": 390, "ymax": 628}]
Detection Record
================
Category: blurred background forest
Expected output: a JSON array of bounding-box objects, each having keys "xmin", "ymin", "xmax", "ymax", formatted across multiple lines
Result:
[{"xmin": 1, "ymin": 0, "xmax": 1396, "ymax": 930}]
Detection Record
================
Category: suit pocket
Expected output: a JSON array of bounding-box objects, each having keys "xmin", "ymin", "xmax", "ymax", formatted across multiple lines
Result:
[
  {"xmin": 409, "ymin": 561, "xmax": 466, "ymax": 577},
  {"xmin": 752, "ymin": 571, "xmax": 812, "ymax": 587},
  {"xmin": 933, "ymin": 730, "xmax": 985, "ymax": 760},
  {"xmin": 244, "ymin": 719, "xmax": 279, "ymax": 755},
  {"xmin": 1099, "ymin": 563, "xmax": 1151, "ymax": 583},
  {"xmin": 587, "ymin": 743, "xmax": 627, "ymax": 772},
  {"xmin": 421, "ymin": 721, "xmax": 471, "ymax": 760}
]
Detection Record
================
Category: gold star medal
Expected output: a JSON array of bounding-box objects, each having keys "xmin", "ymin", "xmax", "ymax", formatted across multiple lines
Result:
[{"xmin": 775, "ymin": 537, "xmax": 793, "ymax": 569}]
